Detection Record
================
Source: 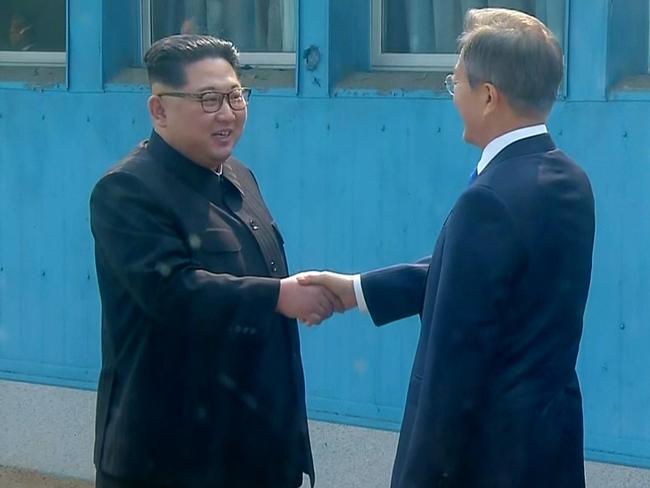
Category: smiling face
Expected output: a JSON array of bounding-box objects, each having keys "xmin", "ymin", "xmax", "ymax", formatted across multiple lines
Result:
[{"xmin": 149, "ymin": 57, "xmax": 246, "ymax": 170}]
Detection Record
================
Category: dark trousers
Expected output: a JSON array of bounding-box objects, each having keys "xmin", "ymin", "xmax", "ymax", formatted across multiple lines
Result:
[
  {"xmin": 96, "ymin": 471, "xmax": 170, "ymax": 488},
  {"xmin": 96, "ymin": 470, "xmax": 304, "ymax": 488}
]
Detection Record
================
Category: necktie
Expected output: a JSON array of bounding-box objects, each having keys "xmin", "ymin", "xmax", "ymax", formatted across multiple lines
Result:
[{"xmin": 468, "ymin": 168, "xmax": 478, "ymax": 186}]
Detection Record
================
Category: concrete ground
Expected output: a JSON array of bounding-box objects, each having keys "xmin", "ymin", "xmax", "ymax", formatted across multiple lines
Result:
[
  {"xmin": 2, "ymin": 420, "xmax": 650, "ymax": 487},
  {"xmin": 309, "ymin": 421, "xmax": 650, "ymax": 488}
]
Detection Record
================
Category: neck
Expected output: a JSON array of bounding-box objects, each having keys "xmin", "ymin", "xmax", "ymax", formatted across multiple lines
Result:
[
  {"xmin": 155, "ymin": 129, "xmax": 226, "ymax": 172},
  {"xmin": 479, "ymin": 116, "xmax": 546, "ymax": 150}
]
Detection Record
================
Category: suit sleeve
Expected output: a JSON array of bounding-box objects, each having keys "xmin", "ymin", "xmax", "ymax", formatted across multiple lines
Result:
[
  {"xmin": 360, "ymin": 256, "xmax": 430, "ymax": 326},
  {"xmin": 414, "ymin": 185, "xmax": 525, "ymax": 481},
  {"xmin": 90, "ymin": 171, "xmax": 280, "ymax": 334}
]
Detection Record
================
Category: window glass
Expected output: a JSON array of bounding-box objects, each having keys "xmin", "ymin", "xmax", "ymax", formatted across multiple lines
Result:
[
  {"xmin": 377, "ymin": 0, "xmax": 565, "ymax": 68},
  {"xmin": 0, "ymin": 0, "xmax": 66, "ymax": 54},
  {"xmin": 149, "ymin": 0, "xmax": 295, "ymax": 54}
]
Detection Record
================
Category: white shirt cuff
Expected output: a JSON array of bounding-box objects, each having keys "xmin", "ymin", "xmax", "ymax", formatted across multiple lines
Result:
[{"xmin": 353, "ymin": 274, "xmax": 369, "ymax": 314}]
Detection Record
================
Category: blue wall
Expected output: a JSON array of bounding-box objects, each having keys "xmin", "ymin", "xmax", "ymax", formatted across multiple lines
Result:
[{"xmin": 1, "ymin": 0, "xmax": 649, "ymax": 469}]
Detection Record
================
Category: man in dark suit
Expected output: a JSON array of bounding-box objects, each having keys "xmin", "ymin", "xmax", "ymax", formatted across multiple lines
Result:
[
  {"xmin": 90, "ymin": 35, "xmax": 340, "ymax": 488},
  {"xmin": 300, "ymin": 8, "xmax": 595, "ymax": 488}
]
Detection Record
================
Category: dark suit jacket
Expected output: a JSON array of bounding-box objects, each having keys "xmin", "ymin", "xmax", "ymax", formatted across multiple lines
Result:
[
  {"xmin": 90, "ymin": 131, "xmax": 313, "ymax": 488},
  {"xmin": 362, "ymin": 134, "xmax": 595, "ymax": 488}
]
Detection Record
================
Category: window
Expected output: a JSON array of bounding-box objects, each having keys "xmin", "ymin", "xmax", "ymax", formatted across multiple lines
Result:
[
  {"xmin": 0, "ymin": 0, "xmax": 66, "ymax": 67},
  {"xmin": 607, "ymin": 0, "xmax": 650, "ymax": 93},
  {"xmin": 143, "ymin": 0, "xmax": 296, "ymax": 67},
  {"xmin": 372, "ymin": 0, "xmax": 566, "ymax": 70}
]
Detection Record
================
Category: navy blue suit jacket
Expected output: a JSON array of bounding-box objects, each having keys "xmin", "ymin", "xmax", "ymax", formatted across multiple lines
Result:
[{"xmin": 362, "ymin": 134, "xmax": 595, "ymax": 488}]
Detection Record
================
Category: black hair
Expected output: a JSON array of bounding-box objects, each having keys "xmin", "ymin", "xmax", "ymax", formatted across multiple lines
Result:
[{"xmin": 144, "ymin": 34, "xmax": 240, "ymax": 88}]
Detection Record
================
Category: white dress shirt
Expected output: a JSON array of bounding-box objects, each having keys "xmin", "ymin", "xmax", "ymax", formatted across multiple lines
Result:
[
  {"xmin": 352, "ymin": 124, "xmax": 549, "ymax": 313},
  {"xmin": 476, "ymin": 124, "xmax": 548, "ymax": 175}
]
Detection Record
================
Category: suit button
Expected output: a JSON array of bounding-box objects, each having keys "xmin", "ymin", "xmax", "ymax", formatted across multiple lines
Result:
[
  {"xmin": 249, "ymin": 219, "xmax": 259, "ymax": 231},
  {"xmin": 270, "ymin": 260, "xmax": 278, "ymax": 272}
]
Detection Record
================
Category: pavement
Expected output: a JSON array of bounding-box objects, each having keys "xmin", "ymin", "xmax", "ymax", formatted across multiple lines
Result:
[{"xmin": 2, "ymin": 420, "xmax": 649, "ymax": 487}]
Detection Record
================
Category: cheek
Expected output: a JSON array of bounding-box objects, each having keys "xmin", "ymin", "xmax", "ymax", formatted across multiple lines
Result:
[
  {"xmin": 454, "ymin": 98, "xmax": 469, "ymax": 121},
  {"xmin": 189, "ymin": 115, "xmax": 214, "ymax": 136},
  {"xmin": 237, "ymin": 111, "xmax": 247, "ymax": 130}
]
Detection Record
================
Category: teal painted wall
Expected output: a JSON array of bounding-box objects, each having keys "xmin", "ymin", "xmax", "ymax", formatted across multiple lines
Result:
[{"xmin": 1, "ymin": 0, "xmax": 649, "ymax": 469}]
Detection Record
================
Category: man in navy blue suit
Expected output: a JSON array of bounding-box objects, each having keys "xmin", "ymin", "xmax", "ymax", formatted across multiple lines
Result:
[{"xmin": 300, "ymin": 8, "xmax": 595, "ymax": 488}]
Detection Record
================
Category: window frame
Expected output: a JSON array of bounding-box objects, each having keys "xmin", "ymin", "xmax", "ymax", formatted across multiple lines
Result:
[
  {"xmin": 370, "ymin": 0, "xmax": 569, "ymax": 73},
  {"xmin": 141, "ymin": 0, "xmax": 296, "ymax": 68},
  {"xmin": 370, "ymin": 0, "xmax": 457, "ymax": 71},
  {"xmin": 0, "ymin": 51, "xmax": 66, "ymax": 67},
  {"xmin": 0, "ymin": 1, "xmax": 67, "ymax": 68}
]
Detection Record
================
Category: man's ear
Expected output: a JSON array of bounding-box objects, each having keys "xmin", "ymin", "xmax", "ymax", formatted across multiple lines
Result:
[
  {"xmin": 482, "ymin": 82, "xmax": 500, "ymax": 116},
  {"xmin": 148, "ymin": 95, "xmax": 167, "ymax": 128}
]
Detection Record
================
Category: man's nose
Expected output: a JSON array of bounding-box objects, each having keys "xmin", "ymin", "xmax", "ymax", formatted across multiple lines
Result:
[{"xmin": 214, "ymin": 100, "xmax": 236, "ymax": 120}]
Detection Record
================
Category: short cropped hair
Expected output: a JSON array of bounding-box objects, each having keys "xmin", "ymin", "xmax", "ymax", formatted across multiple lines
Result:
[
  {"xmin": 458, "ymin": 8, "xmax": 563, "ymax": 116},
  {"xmin": 144, "ymin": 34, "xmax": 240, "ymax": 88}
]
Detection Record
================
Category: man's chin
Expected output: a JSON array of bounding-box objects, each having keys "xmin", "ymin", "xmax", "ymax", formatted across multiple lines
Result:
[
  {"xmin": 213, "ymin": 151, "xmax": 233, "ymax": 164},
  {"xmin": 209, "ymin": 143, "xmax": 235, "ymax": 162},
  {"xmin": 462, "ymin": 132, "xmax": 478, "ymax": 147}
]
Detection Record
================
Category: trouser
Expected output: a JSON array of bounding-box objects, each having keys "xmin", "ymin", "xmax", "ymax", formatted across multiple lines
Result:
[{"xmin": 96, "ymin": 470, "xmax": 304, "ymax": 488}]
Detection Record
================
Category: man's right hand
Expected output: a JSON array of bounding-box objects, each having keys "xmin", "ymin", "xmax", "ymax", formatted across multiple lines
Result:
[
  {"xmin": 276, "ymin": 274, "xmax": 345, "ymax": 326},
  {"xmin": 296, "ymin": 271, "xmax": 358, "ymax": 311}
]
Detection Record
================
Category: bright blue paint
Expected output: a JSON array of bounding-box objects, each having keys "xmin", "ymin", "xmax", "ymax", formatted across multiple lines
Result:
[
  {"xmin": 297, "ymin": 0, "xmax": 329, "ymax": 97},
  {"xmin": 1, "ymin": 0, "xmax": 650, "ymax": 470},
  {"xmin": 67, "ymin": 0, "xmax": 102, "ymax": 91},
  {"xmin": 587, "ymin": 432, "xmax": 650, "ymax": 469}
]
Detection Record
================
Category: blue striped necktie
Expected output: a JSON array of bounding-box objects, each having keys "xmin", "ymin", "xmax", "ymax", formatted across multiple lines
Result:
[{"xmin": 468, "ymin": 168, "xmax": 478, "ymax": 186}]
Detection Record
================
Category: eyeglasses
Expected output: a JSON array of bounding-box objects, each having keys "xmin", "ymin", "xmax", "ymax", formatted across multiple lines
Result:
[
  {"xmin": 444, "ymin": 74, "xmax": 457, "ymax": 96},
  {"xmin": 157, "ymin": 87, "xmax": 251, "ymax": 113}
]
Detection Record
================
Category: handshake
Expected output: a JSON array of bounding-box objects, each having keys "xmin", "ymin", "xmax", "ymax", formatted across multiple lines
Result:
[{"xmin": 275, "ymin": 272, "xmax": 357, "ymax": 326}]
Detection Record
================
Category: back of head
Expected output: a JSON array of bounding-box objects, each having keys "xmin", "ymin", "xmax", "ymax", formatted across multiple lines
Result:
[
  {"xmin": 144, "ymin": 34, "xmax": 240, "ymax": 88},
  {"xmin": 458, "ymin": 8, "xmax": 563, "ymax": 117}
]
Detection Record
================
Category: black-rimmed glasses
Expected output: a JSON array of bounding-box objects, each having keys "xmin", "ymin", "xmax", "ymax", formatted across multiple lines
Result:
[{"xmin": 157, "ymin": 87, "xmax": 251, "ymax": 113}]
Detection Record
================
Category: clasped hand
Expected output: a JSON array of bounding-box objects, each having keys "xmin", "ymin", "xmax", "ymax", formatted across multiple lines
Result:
[{"xmin": 275, "ymin": 272, "xmax": 357, "ymax": 326}]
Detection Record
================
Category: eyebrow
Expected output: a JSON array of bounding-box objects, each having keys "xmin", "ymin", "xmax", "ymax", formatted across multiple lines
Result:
[{"xmin": 195, "ymin": 84, "xmax": 240, "ymax": 93}]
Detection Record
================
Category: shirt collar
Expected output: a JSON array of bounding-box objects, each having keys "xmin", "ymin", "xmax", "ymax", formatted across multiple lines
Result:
[{"xmin": 476, "ymin": 124, "xmax": 548, "ymax": 175}]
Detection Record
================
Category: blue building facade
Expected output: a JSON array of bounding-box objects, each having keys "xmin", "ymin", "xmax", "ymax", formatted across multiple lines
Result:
[{"xmin": 1, "ymin": 0, "xmax": 649, "ymax": 470}]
